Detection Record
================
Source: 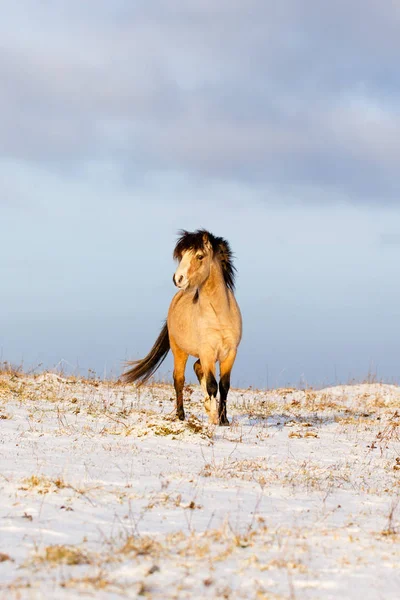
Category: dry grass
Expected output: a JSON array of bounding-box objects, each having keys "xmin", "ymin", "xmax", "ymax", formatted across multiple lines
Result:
[
  {"xmin": 119, "ymin": 535, "xmax": 163, "ymax": 558},
  {"xmin": 32, "ymin": 545, "xmax": 91, "ymax": 567},
  {"xmin": 19, "ymin": 474, "xmax": 69, "ymax": 495},
  {"xmin": 150, "ymin": 415, "xmax": 213, "ymax": 439},
  {"xmin": 0, "ymin": 361, "xmax": 24, "ymax": 377},
  {"xmin": 0, "ymin": 553, "xmax": 13, "ymax": 563},
  {"xmin": 2, "ymin": 371, "xmax": 400, "ymax": 599},
  {"xmin": 60, "ymin": 572, "xmax": 116, "ymax": 592}
]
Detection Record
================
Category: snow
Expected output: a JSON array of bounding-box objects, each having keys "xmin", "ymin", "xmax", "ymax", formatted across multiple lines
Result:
[{"xmin": 1, "ymin": 373, "xmax": 400, "ymax": 598}]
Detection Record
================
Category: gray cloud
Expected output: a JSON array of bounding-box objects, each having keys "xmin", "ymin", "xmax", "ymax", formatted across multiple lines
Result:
[{"xmin": 1, "ymin": 1, "xmax": 400, "ymax": 200}]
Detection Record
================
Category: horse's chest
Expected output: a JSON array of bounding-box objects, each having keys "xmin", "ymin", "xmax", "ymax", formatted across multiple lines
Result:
[{"xmin": 198, "ymin": 315, "xmax": 237, "ymax": 358}]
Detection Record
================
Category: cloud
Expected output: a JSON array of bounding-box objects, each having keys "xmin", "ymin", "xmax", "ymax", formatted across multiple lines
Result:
[{"xmin": 1, "ymin": 1, "xmax": 400, "ymax": 200}]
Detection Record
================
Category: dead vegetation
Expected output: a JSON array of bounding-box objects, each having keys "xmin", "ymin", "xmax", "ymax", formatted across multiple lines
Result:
[
  {"xmin": 0, "ymin": 553, "xmax": 13, "ymax": 563},
  {"xmin": 2, "ymin": 372, "xmax": 400, "ymax": 598},
  {"xmin": 35, "ymin": 545, "xmax": 91, "ymax": 567}
]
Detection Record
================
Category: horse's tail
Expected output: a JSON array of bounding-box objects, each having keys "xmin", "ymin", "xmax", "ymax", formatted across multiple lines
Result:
[{"xmin": 122, "ymin": 321, "xmax": 170, "ymax": 385}]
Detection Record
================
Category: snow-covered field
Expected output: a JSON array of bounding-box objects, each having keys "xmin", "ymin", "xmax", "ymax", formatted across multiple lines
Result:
[{"xmin": 1, "ymin": 372, "xmax": 400, "ymax": 599}]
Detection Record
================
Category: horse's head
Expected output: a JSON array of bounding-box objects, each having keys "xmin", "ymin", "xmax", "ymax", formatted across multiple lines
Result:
[
  {"xmin": 173, "ymin": 229, "xmax": 236, "ymax": 292},
  {"xmin": 173, "ymin": 231, "xmax": 213, "ymax": 290}
]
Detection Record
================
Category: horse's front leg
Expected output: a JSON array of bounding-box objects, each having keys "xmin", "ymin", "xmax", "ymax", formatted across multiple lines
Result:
[
  {"xmin": 218, "ymin": 351, "xmax": 237, "ymax": 426},
  {"xmin": 171, "ymin": 340, "xmax": 188, "ymax": 421}
]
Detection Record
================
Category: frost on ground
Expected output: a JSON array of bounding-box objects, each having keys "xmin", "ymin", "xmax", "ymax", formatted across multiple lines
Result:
[{"xmin": 0, "ymin": 372, "xmax": 400, "ymax": 599}]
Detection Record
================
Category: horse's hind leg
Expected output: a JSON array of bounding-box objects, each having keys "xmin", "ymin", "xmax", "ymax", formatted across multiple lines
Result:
[
  {"xmin": 198, "ymin": 355, "xmax": 219, "ymax": 425},
  {"xmin": 194, "ymin": 359, "xmax": 211, "ymax": 415},
  {"xmin": 171, "ymin": 340, "xmax": 188, "ymax": 421},
  {"xmin": 193, "ymin": 359, "xmax": 203, "ymax": 382},
  {"xmin": 218, "ymin": 351, "xmax": 237, "ymax": 426}
]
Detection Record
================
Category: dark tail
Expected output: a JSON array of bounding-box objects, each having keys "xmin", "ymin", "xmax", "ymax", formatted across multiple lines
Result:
[{"xmin": 122, "ymin": 321, "xmax": 170, "ymax": 385}]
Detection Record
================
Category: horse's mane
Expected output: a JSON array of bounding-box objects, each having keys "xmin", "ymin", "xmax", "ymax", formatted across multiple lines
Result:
[{"xmin": 173, "ymin": 229, "xmax": 236, "ymax": 291}]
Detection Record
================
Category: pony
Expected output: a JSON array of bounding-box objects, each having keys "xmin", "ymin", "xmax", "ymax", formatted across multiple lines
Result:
[{"xmin": 122, "ymin": 229, "xmax": 242, "ymax": 425}]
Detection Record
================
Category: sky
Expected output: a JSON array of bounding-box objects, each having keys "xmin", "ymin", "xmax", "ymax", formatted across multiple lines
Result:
[{"xmin": 1, "ymin": 1, "xmax": 400, "ymax": 388}]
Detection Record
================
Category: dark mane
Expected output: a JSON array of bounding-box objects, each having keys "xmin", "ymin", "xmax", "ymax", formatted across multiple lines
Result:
[{"xmin": 173, "ymin": 229, "xmax": 236, "ymax": 291}]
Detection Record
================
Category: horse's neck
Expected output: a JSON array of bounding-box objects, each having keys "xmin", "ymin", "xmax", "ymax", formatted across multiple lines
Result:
[{"xmin": 199, "ymin": 261, "xmax": 230, "ymax": 310}]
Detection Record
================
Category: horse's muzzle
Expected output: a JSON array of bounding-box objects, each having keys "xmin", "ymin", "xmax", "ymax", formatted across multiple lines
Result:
[{"xmin": 173, "ymin": 273, "xmax": 184, "ymax": 287}]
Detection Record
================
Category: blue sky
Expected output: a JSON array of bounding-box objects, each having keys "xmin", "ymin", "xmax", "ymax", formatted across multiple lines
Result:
[{"xmin": 1, "ymin": 1, "xmax": 400, "ymax": 387}]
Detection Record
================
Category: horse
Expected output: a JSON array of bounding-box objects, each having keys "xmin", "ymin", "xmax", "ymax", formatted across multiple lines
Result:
[{"xmin": 122, "ymin": 229, "xmax": 242, "ymax": 426}]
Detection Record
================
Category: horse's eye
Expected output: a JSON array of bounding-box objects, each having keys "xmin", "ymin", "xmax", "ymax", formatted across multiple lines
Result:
[{"xmin": 197, "ymin": 255, "xmax": 204, "ymax": 261}]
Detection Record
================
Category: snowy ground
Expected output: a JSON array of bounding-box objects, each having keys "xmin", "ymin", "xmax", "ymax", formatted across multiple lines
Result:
[{"xmin": 0, "ymin": 372, "xmax": 400, "ymax": 599}]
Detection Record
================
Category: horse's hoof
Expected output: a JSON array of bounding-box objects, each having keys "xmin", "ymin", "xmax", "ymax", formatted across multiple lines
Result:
[
  {"xmin": 219, "ymin": 417, "xmax": 230, "ymax": 426},
  {"xmin": 177, "ymin": 410, "xmax": 185, "ymax": 421}
]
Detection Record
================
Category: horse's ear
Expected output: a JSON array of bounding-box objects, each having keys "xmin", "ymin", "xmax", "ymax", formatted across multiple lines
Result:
[{"xmin": 202, "ymin": 232, "xmax": 212, "ymax": 253}]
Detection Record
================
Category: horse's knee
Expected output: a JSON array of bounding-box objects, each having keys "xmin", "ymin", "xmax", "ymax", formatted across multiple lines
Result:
[
  {"xmin": 219, "ymin": 373, "xmax": 230, "ymax": 399},
  {"xmin": 206, "ymin": 373, "xmax": 218, "ymax": 398},
  {"xmin": 173, "ymin": 373, "xmax": 184, "ymax": 392}
]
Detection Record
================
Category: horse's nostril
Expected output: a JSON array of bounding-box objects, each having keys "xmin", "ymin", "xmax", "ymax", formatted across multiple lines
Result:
[{"xmin": 178, "ymin": 275, "xmax": 183, "ymax": 284}]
